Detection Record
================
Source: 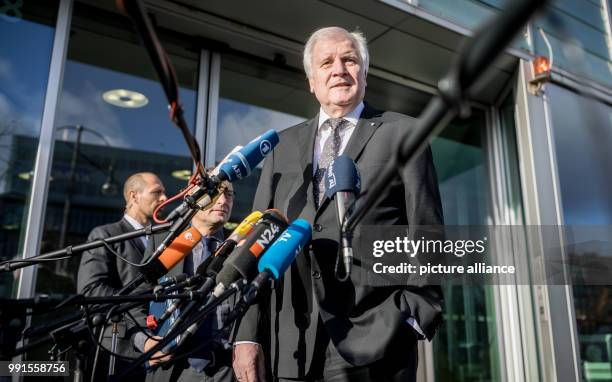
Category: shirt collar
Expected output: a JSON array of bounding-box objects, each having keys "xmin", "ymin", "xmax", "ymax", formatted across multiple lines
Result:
[
  {"xmin": 123, "ymin": 214, "xmax": 144, "ymax": 230},
  {"xmin": 317, "ymin": 101, "xmax": 365, "ymax": 131}
]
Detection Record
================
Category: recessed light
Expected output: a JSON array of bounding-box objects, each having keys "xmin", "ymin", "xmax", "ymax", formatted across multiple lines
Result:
[
  {"xmin": 171, "ymin": 169, "xmax": 192, "ymax": 180},
  {"xmin": 102, "ymin": 89, "xmax": 149, "ymax": 108},
  {"xmin": 18, "ymin": 171, "xmax": 33, "ymax": 180}
]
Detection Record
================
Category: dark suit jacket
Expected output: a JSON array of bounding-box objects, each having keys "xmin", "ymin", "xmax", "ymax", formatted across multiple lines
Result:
[
  {"xmin": 77, "ymin": 217, "xmax": 148, "ymax": 379},
  {"xmin": 77, "ymin": 217, "xmax": 147, "ymax": 296},
  {"xmin": 235, "ymin": 104, "xmax": 444, "ymax": 378}
]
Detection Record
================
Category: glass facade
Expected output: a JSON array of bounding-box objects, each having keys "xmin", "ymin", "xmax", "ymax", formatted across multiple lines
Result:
[
  {"xmin": 0, "ymin": 0, "xmax": 59, "ymax": 298},
  {"xmin": 547, "ymin": 84, "xmax": 612, "ymax": 382},
  {"xmin": 35, "ymin": 1, "xmax": 199, "ymax": 296},
  {"xmin": 432, "ymin": 111, "xmax": 501, "ymax": 382},
  {"xmin": 1, "ymin": 0, "xmax": 610, "ymax": 380}
]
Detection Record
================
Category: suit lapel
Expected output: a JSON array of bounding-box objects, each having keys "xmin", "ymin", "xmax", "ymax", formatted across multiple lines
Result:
[
  {"xmin": 294, "ymin": 116, "xmax": 318, "ymax": 221},
  {"xmin": 315, "ymin": 104, "xmax": 383, "ymax": 215},
  {"xmin": 119, "ymin": 218, "xmax": 146, "ymax": 255},
  {"xmin": 342, "ymin": 104, "xmax": 383, "ymax": 161}
]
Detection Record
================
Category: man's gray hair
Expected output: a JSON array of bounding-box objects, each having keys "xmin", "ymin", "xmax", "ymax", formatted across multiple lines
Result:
[{"xmin": 303, "ymin": 27, "xmax": 369, "ymax": 79}]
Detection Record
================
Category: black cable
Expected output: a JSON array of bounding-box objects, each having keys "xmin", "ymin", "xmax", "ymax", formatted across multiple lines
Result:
[{"xmin": 80, "ymin": 303, "xmax": 181, "ymax": 363}]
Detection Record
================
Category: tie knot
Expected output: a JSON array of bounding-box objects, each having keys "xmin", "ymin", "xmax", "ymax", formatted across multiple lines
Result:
[{"xmin": 326, "ymin": 118, "xmax": 346, "ymax": 131}]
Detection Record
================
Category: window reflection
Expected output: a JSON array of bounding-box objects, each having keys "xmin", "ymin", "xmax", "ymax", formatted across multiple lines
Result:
[
  {"xmin": 217, "ymin": 55, "xmax": 314, "ymax": 221},
  {"xmin": 548, "ymin": 84, "xmax": 612, "ymax": 380},
  {"xmin": 36, "ymin": 3, "xmax": 199, "ymax": 295},
  {"xmin": 432, "ymin": 111, "xmax": 501, "ymax": 382},
  {"xmin": 0, "ymin": 1, "xmax": 59, "ymax": 297}
]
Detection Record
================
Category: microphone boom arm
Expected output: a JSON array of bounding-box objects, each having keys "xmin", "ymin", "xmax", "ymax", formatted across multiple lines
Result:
[{"xmin": 344, "ymin": 0, "xmax": 548, "ymax": 234}]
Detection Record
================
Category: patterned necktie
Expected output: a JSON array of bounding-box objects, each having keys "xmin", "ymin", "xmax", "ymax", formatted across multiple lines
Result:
[{"xmin": 314, "ymin": 118, "xmax": 348, "ymax": 208}]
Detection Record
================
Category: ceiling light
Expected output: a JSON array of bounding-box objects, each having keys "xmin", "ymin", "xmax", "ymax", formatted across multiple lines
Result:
[
  {"xmin": 102, "ymin": 89, "xmax": 149, "ymax": 108},
  {"xmin": 171, "ymin": 169, "xmax": 192, "ymax": 180}
]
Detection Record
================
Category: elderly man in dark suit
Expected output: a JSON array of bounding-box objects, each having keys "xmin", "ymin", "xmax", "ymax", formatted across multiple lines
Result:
[
  {"xmin": 77, "ymin": 172, "xmax": 167, "ymax": 379},
  {"xmin": 232, "ymin": 26, "xmax": 444, "ymax": 382}
]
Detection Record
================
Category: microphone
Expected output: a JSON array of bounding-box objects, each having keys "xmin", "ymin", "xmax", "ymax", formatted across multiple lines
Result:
[
  {"xmin": 233, "ymin": 219, "xmax": 311, "ymax": 316},
  {"xmin": 154, "ymin": 211, "xmax": 263, "ymax": 326},
  {"xmin": 155, "ymin": 210, "xmax": 286, "ymax": 354},
  {"xmin": 140, "ymin": 227, "xmax": 202, "ymax": 283},
  {"xmin": 164, "ymin": 131, "xmax": 279, "ymax": 222},
  {"xmin": 118, "ymin": 227, "xmax": 202, "ymax": 295},
  {"xmin": 194, "ymin": 210, "xmax": 263, "ymax": 279},
  {"xmin": 216, "ymin": 130, "xmax": 279, "ymax": 181},
  {"xmin": 213, "ymin": 209, "xmax": 288, "ymax": 296},
  {"xmin": 324, "ymin": 155, "xmax": 361, "ymax": 280},
  {"xmin": 157, "ymin": 273, "xmax": 188, "ymax": 288},
  {"xmin": 171, "ymin": 216, "xmax": 296, "ymax": 352}
]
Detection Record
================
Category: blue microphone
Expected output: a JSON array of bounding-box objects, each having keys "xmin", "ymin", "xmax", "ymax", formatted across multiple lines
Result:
[
  {"xmin": 324, "ymin": 154, "xmax": 361, "ymax": 200},
  {"xmin": 324, "ymin": 155, "xmax": 360, "ymax": 280},
  {"xmin": 241, "ymin": 219, "xmax": 312, "ymax": 304},
  {"xmin": 257, "ymin": 219, "xmax": 312, "ymax": 279},
  {"xmin": 217, "ymin": 129, "xmax": 279, "ymax": 182}
]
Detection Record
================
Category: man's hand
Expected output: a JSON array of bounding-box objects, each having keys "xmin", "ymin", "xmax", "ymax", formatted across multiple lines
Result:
[
  {"xmin": 144, "ymin": 336, "xmax": 172, "ymax": 365},
  {"xmin": 233, "ymin": 343, "xmax": 266, "ymax": 382}
]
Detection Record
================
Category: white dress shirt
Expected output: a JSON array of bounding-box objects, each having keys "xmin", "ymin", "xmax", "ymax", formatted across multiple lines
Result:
[{"xmin": 123, "ymin": 214, "xmax": 148, "ymax": 249}]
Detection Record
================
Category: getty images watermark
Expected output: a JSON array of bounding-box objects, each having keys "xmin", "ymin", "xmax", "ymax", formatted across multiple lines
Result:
[
  {"xmin": 369, "ymin": 235, "xmax": 517, "ymax": 277},
  {"xmin": 356, "ymin": 225, "xmax": 612, "ymax": 285}
]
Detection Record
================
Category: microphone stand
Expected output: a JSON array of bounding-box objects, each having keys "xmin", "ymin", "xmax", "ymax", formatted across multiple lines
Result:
[
  {"xmin": 116, "ymin": 279, "xmax": 246, "ymax": 380},
  {"xmin": 116, "ymin": 206, "xmax": 200, "ymax": 296},
  {"xmin": 0, "ymin": 222, "xmax": 172, "ymax": 273},
  {"xmin": 344, "ymin": 0, "xmax": 548, "ymax": 234},
  {"xmin": 9, "ymin": 289, "xmax": 213, "ymax": 358}
]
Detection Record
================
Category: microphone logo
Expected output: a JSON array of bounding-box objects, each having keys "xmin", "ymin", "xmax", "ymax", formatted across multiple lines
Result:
[
  {"xmin": 260, "ymin": 140, "xmax": 272, "ymax": 156},
  {"xmin": 249, "ymin": 223, "xmax": 281, "ymax": 256},
  {"xmin": 184, "ymin": 232, "xmax": 195, "ymax": 241},
  {"xmin": 277, "ymin": 231, "xmax": 292, "ymax": 243}
]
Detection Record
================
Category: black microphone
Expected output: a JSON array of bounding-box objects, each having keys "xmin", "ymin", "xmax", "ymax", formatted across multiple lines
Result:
[
  {"xmin": 155, "ymin": 211, "xmax": 263, "ymax": 325},
  {"xmin": 174, "ymin": 219, "xmax": 305, "ymax": 350},
  {"xmin": 213, "ymin": 209, "xmax": 288, "ymax": 297},
  {"xmin": 156, "ymin": 273, "xmax": 188, "ymax": 288},
  {"xmin": 195, "ymin": 210, "xmax": 263, "ymax": 279},
  {"xmin": 324, "ymin": 155, "xmax": 361, "ymax": 280}
]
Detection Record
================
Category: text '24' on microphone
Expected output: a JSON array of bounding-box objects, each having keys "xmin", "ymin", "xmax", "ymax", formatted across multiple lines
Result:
[
  {"xmin": 324, "ymin": 155, "xmax": 361, "ymax": 280},
  {"xmin": 236, "ymin": 219, "xmax": 312, "ymax": 314},
  {"xmin": 164, "ymin": 211, "xmax": 289, "ymax": 352},
  {"xmin": 195, "ymin": 210, "xmax": 263, "ymax": 281},
  {"xmin": 213, "ymin": 209, "xmax": 288, "ymax": 297},
  {"xmin": 151, "ymin": 211, "xmax": 263, "ymax": 328}
]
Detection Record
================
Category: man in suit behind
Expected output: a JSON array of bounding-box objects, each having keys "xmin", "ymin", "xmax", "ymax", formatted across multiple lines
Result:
[
  {"xmin": 77, "ymin": 171, "xmax": 167, "ymax": 379},
  {"xmin": 233, "ymin": 27, "xmax": 444, "ymax": 382},
  {"xmin": 132, "ymin": 182, "xmax": 236, "ymax": 382}
]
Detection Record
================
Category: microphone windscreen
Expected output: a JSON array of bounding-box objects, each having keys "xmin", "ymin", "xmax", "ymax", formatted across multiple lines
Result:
[
  {"xmin": 257, "ymin": 219, "xmax": 311, "ymax": 279},
  {"xmin": 158, "ymin": 226, "xmax": 202, "ymax": 270},
  {"xmin": 324, "ymin": 155, "xmax": 361, "ymax": 198},
  {"xmin": 218, "ymin": 130, "xmax": 279, "ymax": 181},
  {"xmin": 215, "ymin": 210, "xmax": 288, "ymax": 286},
  {"xmin": 229, "ymin": 211, "xmax": 263, "ymax": 242}
]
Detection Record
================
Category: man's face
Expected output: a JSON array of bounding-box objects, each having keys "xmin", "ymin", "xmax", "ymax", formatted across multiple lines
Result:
[
  {"xmin": 134, "ymin": 174, "xmax": 167, "ymax": 219},
  {"xmin": 194, "ymin": 184, "xmax": 234, "ymax": 229},
  {"xmin": 308, "ymin": 36, "xmax": 366, "ymax": 114}
]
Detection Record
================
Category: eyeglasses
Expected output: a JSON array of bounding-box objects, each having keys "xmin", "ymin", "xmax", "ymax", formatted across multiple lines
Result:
[{"xmin": 219, "ymin": 187, "xmax": 235, "ymax": 199}]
